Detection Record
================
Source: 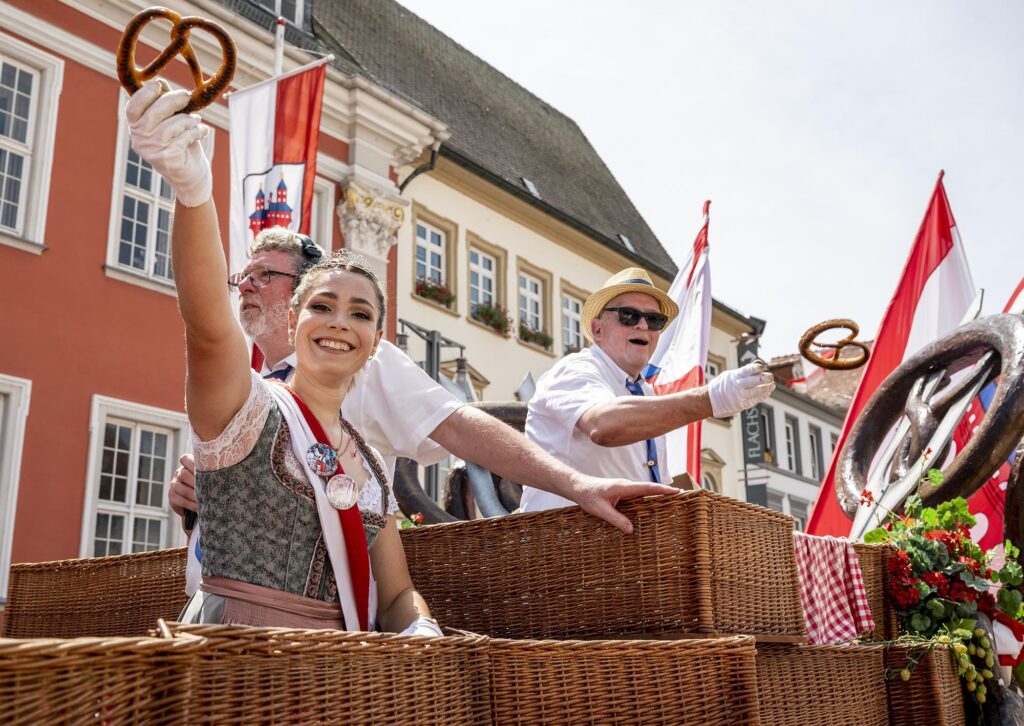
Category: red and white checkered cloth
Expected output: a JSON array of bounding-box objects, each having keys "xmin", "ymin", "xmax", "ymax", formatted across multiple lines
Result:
[{"xmin": 792, "ymin": 531, "xmax": 875, "ymax": 644}]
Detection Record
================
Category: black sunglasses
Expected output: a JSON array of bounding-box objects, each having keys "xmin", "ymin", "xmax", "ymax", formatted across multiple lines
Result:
[{"xmin": 603, "ymin": 306, "xmax": 670, "ymax": 331}]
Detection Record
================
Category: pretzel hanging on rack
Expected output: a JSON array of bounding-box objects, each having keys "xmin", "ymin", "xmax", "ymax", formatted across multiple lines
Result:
[
  {"xmin": 798, "ymin": 319, "xmax": 870, "ymax": 370},
  {"xmin": 116, "ymin": 6, "xmax": 236, "ymax": 114}
]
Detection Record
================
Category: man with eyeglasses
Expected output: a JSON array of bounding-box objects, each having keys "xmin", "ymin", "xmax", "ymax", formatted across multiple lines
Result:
[
  {"xmin": 169, "ymin": 232, "xmax": 677, "ymax": 570},
  {"xmin": 520, "ymin": 267, "xmax": 775, "ymax": 512}
]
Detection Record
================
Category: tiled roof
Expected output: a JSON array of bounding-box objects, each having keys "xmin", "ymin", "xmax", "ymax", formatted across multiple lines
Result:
[{"xmin": 215, "ymin": 0, "xmax": 678, "ymax": 279}]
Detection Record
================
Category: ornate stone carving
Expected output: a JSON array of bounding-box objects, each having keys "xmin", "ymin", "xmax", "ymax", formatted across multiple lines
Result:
[{"xmin": 337, "ymin": 181, "xmax": 407, "ymax": 259}]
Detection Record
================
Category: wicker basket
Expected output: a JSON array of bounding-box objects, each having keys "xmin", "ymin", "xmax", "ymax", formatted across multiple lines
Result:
[
  {"xmin": 402, "ymin": 490, "xmax": 805, "ymax": 640},
  {"xmin": 886, "ymin": 643, "xmax": 966, "ymax": 726},
  {"xmin": 852, "ymin": 542, "xmax": 900, "ymax": 641},
  {"xmin": 162, "ymin": 622, "xmax": 491, "ymax": 725},
  {"xmin": 487, "ymin": 634, "xmax": 760, "ymax": 725},
  {"xmin": 0, "ymin": 633, "xmax": 200, "ymax": 725},
  {"xmin": 2, "ymin": 547, "xmax": 188, "ymax": 639},
  {"xmin": 756, "ymin": 643, "xmax": 887, "ymax": 726}
]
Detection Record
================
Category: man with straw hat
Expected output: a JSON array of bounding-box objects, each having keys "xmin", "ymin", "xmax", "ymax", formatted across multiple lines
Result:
[{"xmin": 520, "ymin": 267, "xmax": 774, "ymax": 512}]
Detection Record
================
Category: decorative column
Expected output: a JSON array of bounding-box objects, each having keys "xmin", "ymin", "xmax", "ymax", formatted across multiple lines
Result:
[{"xmin": 336, "ymin": 179, "xmax": 408, "ymax": 283}]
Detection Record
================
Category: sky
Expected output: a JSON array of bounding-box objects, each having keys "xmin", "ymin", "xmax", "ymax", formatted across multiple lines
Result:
[{"xmin": 397, "ymin": 0, "xmax": 1022, "ymax": 359}]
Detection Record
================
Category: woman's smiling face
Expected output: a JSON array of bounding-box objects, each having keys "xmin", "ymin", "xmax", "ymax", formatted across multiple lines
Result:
[{"xmin": 289, "ymin": 270, "xmax": 383, "ymax": 382}]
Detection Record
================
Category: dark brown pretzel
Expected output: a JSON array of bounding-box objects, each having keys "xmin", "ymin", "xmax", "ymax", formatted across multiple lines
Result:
[
  {"xmin": 117, "ymin": 7, "xmax": 236, "ymax": 114},
  {"xmin": 798, "ymin": 318, "xmax": 870, "ymax": 370}
]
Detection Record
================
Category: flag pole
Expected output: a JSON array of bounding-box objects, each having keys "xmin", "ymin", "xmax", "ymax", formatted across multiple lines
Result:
[{"xmin": 273, "ymin": 17, "xmax": 285, "ymax": 76}]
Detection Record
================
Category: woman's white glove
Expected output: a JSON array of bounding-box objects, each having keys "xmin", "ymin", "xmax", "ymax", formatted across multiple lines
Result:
[
  {"xmin": 708, "ymin": 361, "xmax": 775, "ymax": 418},
  {"xmin": 398, "ymin": 616, "xmax": 444, "ymax": 637},
  {"xmin": 124, "ymin": 80, "xmax": 212, "ymax": 208}
]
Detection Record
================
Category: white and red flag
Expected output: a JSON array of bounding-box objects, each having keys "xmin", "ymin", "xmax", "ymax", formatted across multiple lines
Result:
[
  {"xmin": 960, "ymin": 276, "xmax": 1024, "ymax": 551},
  {"xmin": 807, "ymin": 172, "xmax": 976, "ymax": 536},
  {"xmin": 643, "ymin": 201, "xmax": 713, "ymax": 482},
  {"xmin": 228, "ymin": 58, "xmax": 328, "ymax": 368}
]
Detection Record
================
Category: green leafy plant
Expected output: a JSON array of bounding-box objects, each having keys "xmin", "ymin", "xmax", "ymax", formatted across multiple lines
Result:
[
  {"xmin": 471, "ymin": 301, "xmax": 513, "ymax": 336},
  {"xmin": 399, "ymin": 512, "xmax": 425, "ymax": 529},
  {"xmin": 862, "ymin": 471, "xmax": 1024, "ymax": 708},
  {"xmin": 415, "ymin": 277, "xmax": 455, "ymax": 306},
  {"xmin": 519, "ymin": 323, "xmax": 553, "ymax": 350}
]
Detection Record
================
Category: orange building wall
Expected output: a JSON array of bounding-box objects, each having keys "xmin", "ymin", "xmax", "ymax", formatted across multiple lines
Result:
[{"xmin": 0, "ymin": 3, "xmax": 355, "ymax": 565}]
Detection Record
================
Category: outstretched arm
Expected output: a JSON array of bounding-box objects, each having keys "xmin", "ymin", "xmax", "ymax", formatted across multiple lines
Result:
[
  {"xmin": 429, "ymin": 407, "xmax": 676, "ymax": 534},
  {"xmin": 578, "ymin": 362, "xmax": 774, "ymax": 447},
  {"xmin": 125, "ymin": 81, "xmax": 250, "ymax": 440}
]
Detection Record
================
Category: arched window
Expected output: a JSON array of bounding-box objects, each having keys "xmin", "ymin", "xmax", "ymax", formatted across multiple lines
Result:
[{"xmin": 701, "ymin": 472, "xmax": 720, "ymax": 493}]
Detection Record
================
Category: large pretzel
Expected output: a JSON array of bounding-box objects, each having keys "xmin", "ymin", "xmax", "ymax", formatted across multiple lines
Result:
[
  {"xmin": 117, "ymin": 7, "xmax": 236, "ymax": 114},
  {"xmin": 798, "ymin": 318, "xmax": 870, "ymax": 370}
]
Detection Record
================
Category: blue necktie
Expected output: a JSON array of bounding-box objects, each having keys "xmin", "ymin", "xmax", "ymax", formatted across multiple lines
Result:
[
  {"xmin": 264, "ymin": 365, "xmax": 293, "ymax": 381},
  {"xmin": 624, "ymin": 378, "xmax": 661, "ymax": 483}
]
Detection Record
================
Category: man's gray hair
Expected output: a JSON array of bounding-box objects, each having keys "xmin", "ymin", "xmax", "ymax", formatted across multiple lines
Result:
[{"xmin": 249, "ymin": 227, "xmax": 315, "ymax": 273}]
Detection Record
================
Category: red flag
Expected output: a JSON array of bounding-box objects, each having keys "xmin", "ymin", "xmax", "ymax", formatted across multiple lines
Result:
[
  {"xmin": 960, "ymin": 277, "xmax": 1024, "ymax": 549},
  {"xmin": 807, "ymin": 172, "xmax": 976, "ymax": 536}
]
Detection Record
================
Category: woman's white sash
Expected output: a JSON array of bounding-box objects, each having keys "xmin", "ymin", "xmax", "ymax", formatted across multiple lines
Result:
[{"xmin": 266, "ymin": 383, "xmax": 362, "ymax": 631}]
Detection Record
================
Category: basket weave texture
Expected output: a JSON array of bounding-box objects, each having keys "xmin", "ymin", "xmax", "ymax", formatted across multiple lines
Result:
[
  {"xmin": 886, "ymin": 644, "xmax": 966, "ymax": 726},
  {"xmin": 165, "ymin": 622, "xmax": 491, "ymax": 725},
  {"xmin": 2, "ymin": 547, "xmax": 188, "ymax": 638},
  {"xmin": 756, "ymin": 643, "xmax": 888, "ymax": 726},
  {"xmin": 852, "ymin": 542, "xmax": 900, "ymax": 641},
  {"xmin": 402, "ymin": 490, "xmax": 805, "ymax": 640},
  {"xmin": 0, "ymin": 634, "xmax": 199, "ymax": 725},
  {"xmin": 487, "ymin": 634, "xmax": 760, "ymax": 725}
]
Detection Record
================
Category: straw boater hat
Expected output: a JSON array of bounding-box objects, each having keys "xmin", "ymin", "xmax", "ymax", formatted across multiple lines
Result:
[{"xmin": 581, "ymin": 267, "xmax": 679, "ymax": 341}]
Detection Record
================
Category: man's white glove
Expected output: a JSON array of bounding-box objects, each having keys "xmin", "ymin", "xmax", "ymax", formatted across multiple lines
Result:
[
  {"xmin": 707, "ymin": 361, "xmax": 775, "ymax": 418},
  {"xmin": 398, "ymin": 616, "xmax": 444, "ymax": 637},
  {"xmin": 125, "ymin": 80, "xmax": 212, "ymax": 208}
]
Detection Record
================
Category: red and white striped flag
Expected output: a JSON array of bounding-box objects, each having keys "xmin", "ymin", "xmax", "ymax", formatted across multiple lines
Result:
[
  {"xmin": 643, "ymin": 201, "xmax": 713, "ymax": 482},
  {"xmin": 807, "ymin": 172, "xmax": 976, "ymax": 536},
  {"xmin": 961, "ymin": 277, "xmax": 1024, "ymax": 551},
  {"xmin": 228, "ymin": 59, "xmax": 328, "ymax": 365}
]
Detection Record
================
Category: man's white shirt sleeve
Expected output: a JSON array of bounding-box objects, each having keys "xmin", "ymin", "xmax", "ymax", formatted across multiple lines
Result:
[{"xmin": 342, "ymin": 340, "xmax": 463, "ymax": 474}]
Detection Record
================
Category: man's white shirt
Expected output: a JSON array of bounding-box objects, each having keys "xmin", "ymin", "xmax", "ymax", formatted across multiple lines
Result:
[
  {"xmin": 519, "ymin": 344, "xmax": 667, "ymax": 512},
  {"xmin": 260, "ymin": 340, "xmax": 462, "ymax": 477}
]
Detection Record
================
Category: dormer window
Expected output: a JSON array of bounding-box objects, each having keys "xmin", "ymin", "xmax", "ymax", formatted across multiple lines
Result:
[
  {"xmin": 252, "ymin": 0, "xmax": 305, "ymax": 29},
  {"xmin": 521, "ymin": 177, "xmax": 541, "ymax": 199}
]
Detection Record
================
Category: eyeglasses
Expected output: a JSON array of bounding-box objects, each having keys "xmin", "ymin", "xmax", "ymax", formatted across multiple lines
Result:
[
  {"xmin": 602, "ymin": 306, "xmax": 670, "ymax": 331},
  {"xmin": 227, "ymin": 266, "xmax": 298, "ymax": 290}
]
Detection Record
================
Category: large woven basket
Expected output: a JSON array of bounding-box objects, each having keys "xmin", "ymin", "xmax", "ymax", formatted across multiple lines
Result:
[
  {"xmin": 885, "ymin": 643, "xmax": 966, "ymax": 726},
  {"xmin": 487, "ymin": 634, "xmax": 760, "ymax": 725},
  {"xmin": 402, "ymin": 490, "xmax": 805, "ymax": 640},
  {"xmin": 0, "ymin": 633, "xmax": 200, "ymax": 725},
  {"xmin": 756, "ymin": 643, "xmax": 887, "ymax": 726},
  {"xmin": 162, "ymin": 622, "xmax": 491, "ymax": 725},
  {"xmin": 852, "ymin": 542, "xmax": 900, "ymax": 641},
  {"xmin": 2, "ymin": 547, "xmax": 187, "ymax": 638}
]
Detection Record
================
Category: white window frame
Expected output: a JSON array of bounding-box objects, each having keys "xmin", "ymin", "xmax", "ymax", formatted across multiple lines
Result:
[
  {"xmin": 310, "ymin": 176, "xmax": 335, "ymax": 251},
  {"xmin": 705, "ymin": 359, "xmax": 721, "ymax": 380},
  {"xmin": 765, "ymin": 489, "xmax": 810, "ymax": 531},
  {"xmin": 0, "ymin": 34, "xmax": 62, "ymax": 254},
  {"xmin": 415, "ymin": 219, "xmax": 448, "ymax": 285},
  {"xmin": 469, "ymin": 246, "xmax": 497, "ymax": 312},
  {"xmin": 105, "ymin": 90, "xmax": 215, "ymax": 295},
  {"xmin": 253, "ymin": 0, "xmax": 305, "ymax": 28},
  {"xmin": 0, "ymin": 373, "xmax": 31, "ymax": 603},
  {"xmin": 79, "ymin": 396, "xmax": 190, "ymax": 557},
  {"xmin": 808, "ymin": 425, "xmax": 823, "ymax": 481},
  {"xmin": 519, "ymin": 271, "xmax": 543, "ymax": 331},
  {"xmin": 784, "ymin": 418, "xmax": 797, "ymax": 472},
  {"xmin": 561, "ymin": 293, "xmax": 583, "ymax": 354}
]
